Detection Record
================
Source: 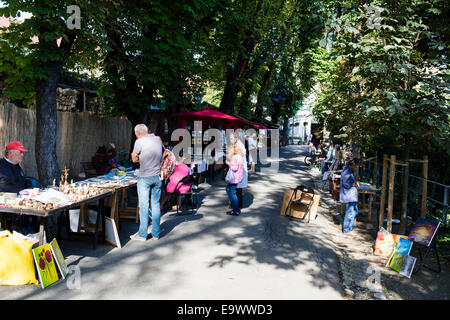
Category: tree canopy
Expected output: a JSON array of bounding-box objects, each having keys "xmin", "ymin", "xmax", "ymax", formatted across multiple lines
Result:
[
  {"xmin": 0, "ymin": 0, "xmax": 448, "ymax": 184},
  {"xmin": 311, "ymin": 0, "xmax": 449, "ymax": 181}
]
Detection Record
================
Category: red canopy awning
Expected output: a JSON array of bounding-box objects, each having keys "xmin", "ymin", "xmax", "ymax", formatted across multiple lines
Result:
[
  {"xmin": 168, "ymin": 109, "xmax": 256, "ymax": 128},
  {"xmin": 255, "ymin": 124, "xmax": 268, "ymax": 130}
]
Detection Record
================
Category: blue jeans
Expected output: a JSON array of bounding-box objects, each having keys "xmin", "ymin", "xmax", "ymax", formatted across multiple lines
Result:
[
  {"xmin": 321, "ymin": 161, "xmax": 327, "ymax": 173},
  {"xmin": 226, "ymin": 183, "xmax": 240, "ymax": 214},
  {"xmin": 137, "ymin": 176, "xmax": 162, "ymax": 238},
  {"xmin": 343, "ymin": 202, "xmax": 358, "ymax": 233}
]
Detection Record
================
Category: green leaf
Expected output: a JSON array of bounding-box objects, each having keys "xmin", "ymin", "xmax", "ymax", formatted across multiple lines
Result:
[{"xmin": 366, "ymin": 106, "xmax": 378, "ymax": 115}]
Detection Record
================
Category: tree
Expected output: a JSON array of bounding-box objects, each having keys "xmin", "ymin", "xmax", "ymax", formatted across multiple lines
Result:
[
  {"xmin": 207, "ymin": 0, "xmax": 292, "ymax": 114},
  {"xmin": 311, "ymin": 0, "xmax": 449, "ymax": 231},
  {"xmin": 313, "ymin": 0, "xmax": 449, "ymax": 157},
  {"xmin": 204, "ymin": 0, "xmax": 324, "ymax": 126},
  {"xmin": 0, "ymin": 0, "xmax": 106, "ymax": 186},
  {"xmin": 98, "ymin": 0, "xmax": 219, "ymax": 150}
]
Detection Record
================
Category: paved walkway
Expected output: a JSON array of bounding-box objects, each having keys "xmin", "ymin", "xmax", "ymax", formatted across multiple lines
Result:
[{"xmin": 2, "ymin": 145, "xmax": 345, "ymax": 300}]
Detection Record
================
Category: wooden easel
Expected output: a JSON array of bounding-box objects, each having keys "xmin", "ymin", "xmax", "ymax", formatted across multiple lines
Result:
[
  {"xmin": 76, "ymin": 187, "xmax": 138, "ymax": 234},
  {"xmin": 77, "ymin": 203, "xmax": 102, "ymax": 233},
  {"xmin": 104, "ymin": 188, "xmax": 139, "ymax": 228},
  {"xmin": 117, "ymin": 188, "xmax": 139, "ymax": 223},
  {"xmin": 378, "ymin": 155, "xmax": 428, "ymax": 233}
]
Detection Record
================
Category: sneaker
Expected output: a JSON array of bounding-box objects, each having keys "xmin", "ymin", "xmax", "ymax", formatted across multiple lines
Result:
[
  {"xmin": 149, "ymin": 233, "xmax": 160, "ymax": 240},
  {"xmin": 130, "ymin": 232, "xmax": 146, "ymax": 241},
  {"xmin": 226, "ymin": 211, "xmax": 239, "ymax": 216}
]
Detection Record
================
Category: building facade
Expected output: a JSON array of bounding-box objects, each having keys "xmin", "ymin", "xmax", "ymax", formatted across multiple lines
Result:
[{"xmin": 285, "ymin": 90, "xmax": 319, "ymax": 144}]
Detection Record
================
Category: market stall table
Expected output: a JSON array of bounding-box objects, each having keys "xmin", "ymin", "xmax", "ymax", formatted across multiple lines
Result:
[
  {"xmin": 0, "ymin": 190, "xmax": 112, "ymax": 249},
  {"xmin": 0, "ymin": 171, "xmax": 138, "ymax": 249},
  {"xmin": 189, "ymin": 156, "xmax": 209, "ymax": 184},
  {"xmin": 357, "ymin": 182, "xmax": 378, "ymax": 223},
  {"xmin": 336, "ymin": 181, "xmax": 378, "ymax": 224},
  {"xmin": 77, "ymin": 173, "xmax": 138, "ymax": 230},
  {"xmin": 205, "ymin": 152, "xmax": 225, "ymax": 183}
]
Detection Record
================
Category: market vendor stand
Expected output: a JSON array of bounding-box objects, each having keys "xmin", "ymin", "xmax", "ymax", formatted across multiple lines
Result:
[
  {"xmin": 0, "ymin": 171, "xmax": 139, "ymax": 250},
  {"xmin": 103, "ymin": 181, "xmax": 138, "ymax": 229},
  {"xmin": 72, "ymin": 174, "xmax": 138, "ymax": 234},
  {"xmin": 357, "ymin": 182, "xmax": 378, "ymax": 223},
  {"xmin": 336, "ymin": 183, "xmax": 377, "ymax": 222},
  {"xmin": 115, "ymin": 187, "xmax": 139, "ymax": 224},
  {"xmin": 0, "ymin": 190, "xmax": 111, "ymax": 249}
]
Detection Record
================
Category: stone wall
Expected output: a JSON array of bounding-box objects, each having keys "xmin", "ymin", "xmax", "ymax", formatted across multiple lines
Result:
[
  {"xmin": 56, "ymin": 87, "xmax": 78, "ymax": 112},
  {"xmin": 1, "ymin": 86, "xmax": 103, "ymax": 114}
]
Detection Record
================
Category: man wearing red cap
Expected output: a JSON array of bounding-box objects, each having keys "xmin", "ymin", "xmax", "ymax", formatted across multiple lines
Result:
[{"xmin": 0, "ymin": 141, "xmax": 29, "ymax": 193}]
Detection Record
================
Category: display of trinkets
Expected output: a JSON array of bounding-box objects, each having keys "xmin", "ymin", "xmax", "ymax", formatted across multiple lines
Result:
[{"xmin": 1, "ymin": 167, "xmax": 136, "ymax": 212}]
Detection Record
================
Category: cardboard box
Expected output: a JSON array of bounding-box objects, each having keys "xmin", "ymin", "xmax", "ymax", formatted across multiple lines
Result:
[{"xmin": 280, "ymin": 189, "xmax": 321, "ymax": 221}]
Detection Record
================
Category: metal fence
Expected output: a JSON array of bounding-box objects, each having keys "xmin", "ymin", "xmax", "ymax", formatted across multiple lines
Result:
[{"xmin": 360, "ymin": 159, "xmax": 449, "ymax": 227}]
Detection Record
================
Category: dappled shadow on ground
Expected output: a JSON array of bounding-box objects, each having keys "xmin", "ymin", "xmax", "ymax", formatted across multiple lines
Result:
[
  {"xmin": 200, "ymin": 145, "xmax": 343, "ymax": 295},
  {"xmin": 314, "ymin": 164, "xmax": 450, "ymax": 300}
]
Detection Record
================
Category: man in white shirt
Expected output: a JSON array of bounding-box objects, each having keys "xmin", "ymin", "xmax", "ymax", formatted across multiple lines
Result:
[
  {"xmin": 247, "ymin": 133, "xmax": 257, "ymax": 172},
  {"xmin": 130, "ymin": 124, "xmax": 163, "ymax": 241}
]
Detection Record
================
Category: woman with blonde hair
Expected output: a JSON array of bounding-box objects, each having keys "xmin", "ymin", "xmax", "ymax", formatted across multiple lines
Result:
[{"xmin": 225, "ymin": 143, "xmax": 245, "ymax": 215}]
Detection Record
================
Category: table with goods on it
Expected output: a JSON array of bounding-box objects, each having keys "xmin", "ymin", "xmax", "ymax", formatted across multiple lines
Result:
[
  {"xmin": 336, "ymin": 181, "xmax": 378, "ymax": 223},
  {"xmin": 356, "ymin": 182, "xmax": 378, "ymax": 223}
]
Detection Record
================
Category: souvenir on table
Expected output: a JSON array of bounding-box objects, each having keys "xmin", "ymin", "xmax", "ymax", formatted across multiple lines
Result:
[
  {"xmin": 408, "ymin": 218, "xmax": 440, "ymax": 247},
  {"xmin": 33, "ymin": 188, "xmax": 71, "ymax": 206}
]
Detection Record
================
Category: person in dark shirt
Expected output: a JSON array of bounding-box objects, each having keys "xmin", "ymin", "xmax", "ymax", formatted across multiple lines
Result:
[
  {"xmin": 91, "ymin": 143, "xmax": 118, "ymax": 175},
  {"xmin": 0, "ymin": 141, "xmax": 29, "ymax": 193},
  {"xmin": 340, "ymin": 158, "xmax": 361, "ymax": 234}
]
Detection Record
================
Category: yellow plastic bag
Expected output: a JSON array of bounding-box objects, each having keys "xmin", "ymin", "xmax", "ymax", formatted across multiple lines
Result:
[{"xmin": 0, "ymin": 230, "xmax": 39, "ymax": 285}]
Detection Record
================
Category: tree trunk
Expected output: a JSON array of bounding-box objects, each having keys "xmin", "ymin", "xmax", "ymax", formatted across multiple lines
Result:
[
  {"xmin": 282, "ymin": 117, "xmax": 289, "ymax": 146},
  {"xmin": 126, "ymin": 110, "xmax": 148, "ymax": 157},
  {"xmin": 34, "ymin": 33, "xmax": 75, "ymax": 187},
  {"xmin": 104, "ymin": 24, "xmax": 151, "ymax": 158},
  {"xmin": 35, "ymin": 72, "xmax": 61, "ymax": 187},
  {"xmin": 254, "ymin": 64, "xmax": 274, "ymax": 120},
  {"xmin": 219, "ymin": 79, "xmax": 240, "ymax": 114},
  {"xmin": 165, "ymin": 80, "xmax": 187, "ymax": 141},
  {"xmin": 271, "ymin": 102, "xmax": 281, "ymax": 124},
  {"xmin": 400, "ymin": 141, "xmax": 410, "ymax": 234}
]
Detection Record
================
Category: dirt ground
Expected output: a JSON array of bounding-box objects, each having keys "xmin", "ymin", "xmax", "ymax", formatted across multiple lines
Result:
[{"xmin": 312, "ymin": 172, "xmax": 450, "ymax": 300}]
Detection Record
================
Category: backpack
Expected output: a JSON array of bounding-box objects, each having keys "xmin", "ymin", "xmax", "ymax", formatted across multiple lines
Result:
[{"xmin": 159, "ymin": 140, "xmax": 176, "ymax": 180}]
